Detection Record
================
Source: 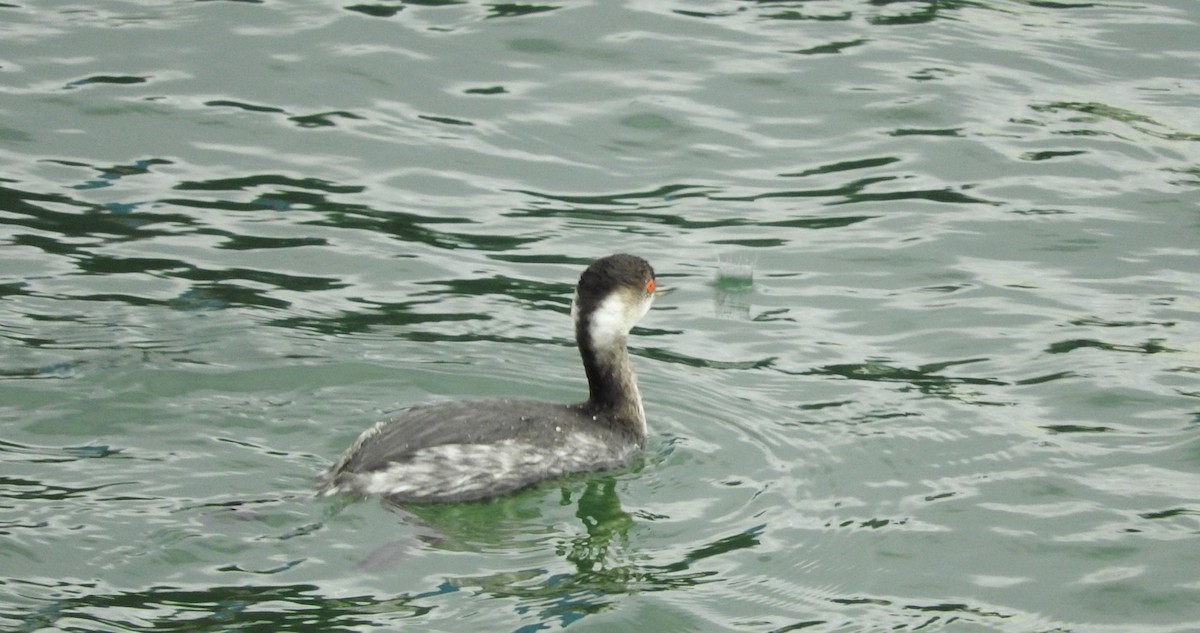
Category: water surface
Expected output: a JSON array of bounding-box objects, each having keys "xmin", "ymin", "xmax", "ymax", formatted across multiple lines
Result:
[{"xmin": 2, "ymin": 1, "xmax": 1198, "ymax": 631}]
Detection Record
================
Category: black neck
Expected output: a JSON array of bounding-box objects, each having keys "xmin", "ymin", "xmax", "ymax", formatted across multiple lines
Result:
[{"xmin": 576, "ymin": 324, "xmax": 643, "ymax": 431}]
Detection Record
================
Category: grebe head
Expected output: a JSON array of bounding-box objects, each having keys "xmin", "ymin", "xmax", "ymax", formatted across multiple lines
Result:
[{"xmin": 571, "ymin": 254, "xmax": 658, "ymax": 348}]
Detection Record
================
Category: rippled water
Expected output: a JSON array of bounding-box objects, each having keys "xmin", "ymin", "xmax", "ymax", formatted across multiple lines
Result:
[{"xmin": 2, "ymin": 0, "xmax": 1198, "ymax": 631}]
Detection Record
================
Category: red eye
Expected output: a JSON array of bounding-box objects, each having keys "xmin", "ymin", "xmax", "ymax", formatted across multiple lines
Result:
[{"xmin": 645, "ymin": 279, "xmax": 655, "ymax": 294}]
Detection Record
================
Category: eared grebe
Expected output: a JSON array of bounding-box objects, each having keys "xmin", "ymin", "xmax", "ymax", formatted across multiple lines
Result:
[{"xmin": 321, "ymin": 253, "xmax": 663, "ymax": 503}]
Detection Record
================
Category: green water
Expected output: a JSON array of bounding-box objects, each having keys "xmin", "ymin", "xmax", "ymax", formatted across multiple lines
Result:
[{"xmin": 2, "ymin": 1, "xmax": 1198, "ymax": 631}]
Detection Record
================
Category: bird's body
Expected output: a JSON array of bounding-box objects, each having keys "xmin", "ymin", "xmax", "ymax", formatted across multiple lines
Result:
[{"xmin": 321, "ymin": 254, "xmax": 660, "ymax": 503}]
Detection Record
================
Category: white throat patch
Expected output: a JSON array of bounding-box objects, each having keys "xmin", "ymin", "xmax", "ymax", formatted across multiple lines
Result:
[{"xmin": 587, "ymin": 291, "xmax": 648, "ymax": 346}]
